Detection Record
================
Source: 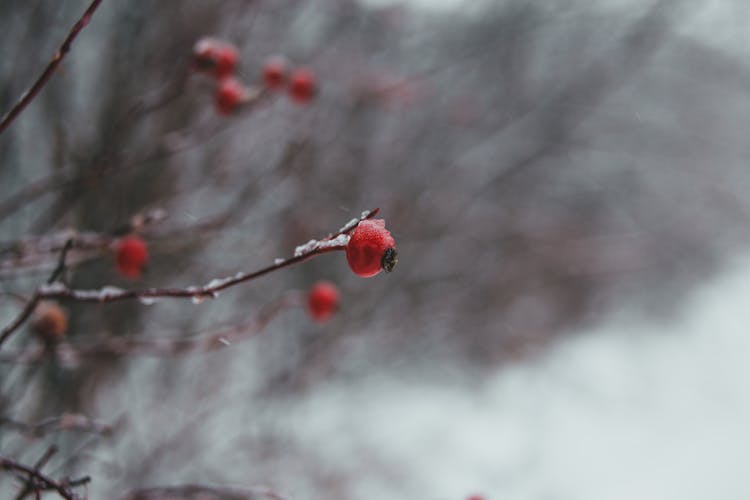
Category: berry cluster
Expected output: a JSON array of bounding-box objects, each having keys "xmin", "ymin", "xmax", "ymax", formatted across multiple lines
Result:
[{"xmin": 192, "ymin": 37, "xmax": 317, "ymax": 115}]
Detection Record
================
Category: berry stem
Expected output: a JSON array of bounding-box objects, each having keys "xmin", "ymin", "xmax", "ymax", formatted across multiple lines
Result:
[{"xmin": 0, "ymin": 0, "xmax": 104, "ymax": 136}]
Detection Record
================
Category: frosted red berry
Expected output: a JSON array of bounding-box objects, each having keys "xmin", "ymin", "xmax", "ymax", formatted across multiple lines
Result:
[
  {"xmin": 345, "ymin": 219, "xmax": 397, "ymax": 278},
  {"xmin": 466, "ymin": 496, "xmax": 486, "ymax": 500},
  {"xmin": 193, "ymin": 38, "xmax": 238, "ymax": 78},
  {"xmin": 288, "ymin": 68, "xmax": 317, "ymax": 104},
  {"xmin": 115, "ymin": 236, "xmax": 148, "ymax": 279},
  {"xmin": 307, "ymin": 281, "xmax": 340, "ymax": 322},
  {"xmin": 215, "ymin": 77, "xmax": 247, "ymax": 115},
  {"xmin": 31, "ymin": 301, "xmax": 68, "ymax": 343},
  {"xmin": 263, "ymin": 56, "xmax": 288, "ymax": 90}
]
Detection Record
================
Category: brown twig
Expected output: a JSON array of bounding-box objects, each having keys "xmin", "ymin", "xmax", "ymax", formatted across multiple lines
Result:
[
  {"xmin": 0, "ymin": 209, "xmax": 167, "ymax": 276},
  {"xmin": 0, "ymin": 291, "xmax": 301, "ymax": 364},
  {"xmin": 13, "ymin": 446, "xmax": 58, "ymax": 500},
  {"xmin": 0, "ymin": 0, "xmax": 104, "ymax": 136},
  {"xmin": 0, "ymin": 414, "xmax": 116, "ymax": 438},
  {"xmin": 0, "ymin": 236, "xmax": 76, "ymax": 348},
  {"xmin": 0, "ymin": 289, "xmax": 304, "ymax": 365},
  {"xmin": 0, "ymin": 455, "xmax": 88, "ymax": 500},
  {"xmin": 119, "ymin": 484, "xmax": 287, "ymax": 500}
]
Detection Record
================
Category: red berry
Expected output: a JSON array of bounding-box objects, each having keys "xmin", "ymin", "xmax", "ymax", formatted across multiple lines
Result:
[
  {"xmin": 31, "ymin": 301, "xmax": 68, "ymax": 343},
  {"xmin": 192, "ymin": 37, "xmax": 238, "ymax": 78},
  {"xmin": 466, "ymin": 496, "xmax": 486, "ymax": 500},
  {"xmin": 262, "ymin": 56, "xmax": 288, "ymax": 90},
  {"xmin": 215, "ymin": 77, "xmax": 247, "ymax": 115},
  {"xmin": 307, "ymin": 281, "xmax": 340, "ymax": 322},
  {"xmin": 115, "ymin": 236, "xmax": 148, "ymax": 279},
  {"xmin": 345, "ymin": 219, "xmax": 397, "ymax": 278},
  {"xmin": 288, "ymin": 68, "xmax": 317, "ymax": 104}
]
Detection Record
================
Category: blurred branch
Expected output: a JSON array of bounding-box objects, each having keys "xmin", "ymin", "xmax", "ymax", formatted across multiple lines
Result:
[
  {"xmin": 0, "ymin": 209, "xmax": 169, "ymax": 277},
  {"xmin": 0, "ymin": 414, "xmax": 117, "ymax": 439},
  {"xmin": 0, "ymin": 291, "xmax": 301, "ymax": 364},
  {"xmin": 13, "ymin": 445, "xmax": 58, "ymax": 500},
  {"xmin": 120, "ymin": 484, "xmax": 287, "ymax": 500},
  {"xmin": 0, "ymin": 454, "xmax": 89, "ymax": 500},
  {"xmin": 0, "ymin": 237, "xmax": 75, "ymax": 348},
  {"xmin": 0, "ymin": 0, "xmax": 104, "ymax": 137}
]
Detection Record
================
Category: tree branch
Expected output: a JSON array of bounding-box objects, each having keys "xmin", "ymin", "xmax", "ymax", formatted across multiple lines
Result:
[
  {"xmin": 0, "ymin": 209, "xmax": 377, "ymax": 350},
  {"xmin": 0, "ymin": 455, "xmax": 88, "ymax": 500},
  {"xmin": 0, "ymin": 0, "xmax": 105, "ymax": 136}
]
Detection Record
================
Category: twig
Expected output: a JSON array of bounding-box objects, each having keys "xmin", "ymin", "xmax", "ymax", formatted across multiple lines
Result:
[
  {"xmin": 0, "ymin": 0, "xmax": 105, "ymax": 136},
  {"xmin": 0, "ymin": 210, "xmax": 167, "ymax": 276},
  {"xmin": 13, "ymin": 446, "xmax": 58, "ymax": 500},
  {"xmin": 0, "ymin": 291, "xmax": 298, "ymax": 364},
  {"xmin": 0, "ymin": 414, "xmax": 116, "ymax": 438},
  {"xmin": 0, "ymin": 456, "xmax": 85, "ymax": 500},
  {"xmin": 119, "ymin": 484, "xmax": 287, "ymax": 500},
  {"xmin": 47, "ymin": 239, "xmax": 73, "ymax": 284},
  {"xmin": 0, "ymin": 236, "xmax": 76, "ymax": 348}
]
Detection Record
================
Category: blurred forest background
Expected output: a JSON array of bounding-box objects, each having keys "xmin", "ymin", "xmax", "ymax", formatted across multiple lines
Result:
[{"xmin": 2, "ymin": 0, "xmax": 750, "ymax": 498}]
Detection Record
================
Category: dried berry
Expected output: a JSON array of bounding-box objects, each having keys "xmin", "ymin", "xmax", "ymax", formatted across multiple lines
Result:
[{"xmin": 31, "ymin": 301, "xmax": 68, "ymax": 343}]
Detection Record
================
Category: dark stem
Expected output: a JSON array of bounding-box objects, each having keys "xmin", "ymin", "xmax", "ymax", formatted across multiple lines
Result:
[
  {"xmin": 0, "ymin": 456, "xmax": 81, "ymax": 500},
  {"xmin": 0, "ymin": 0, "xmax": 105, "ymax": 136}
]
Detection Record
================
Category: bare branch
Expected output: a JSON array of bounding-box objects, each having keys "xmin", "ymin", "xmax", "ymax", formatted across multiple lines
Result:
[
  {"xmin": 0, "ymin": 0, "xmax": 105, "ymax": 136},
  {"xmin": 38, "ymin": 209, "xmax": 375, "ymax": 304},
  {"xmin": 0, "ymin": 235, "xmax": 76, "ymax": 347},
  {"xmin": 13, "ymin": 446, "xmax": 58, "ymax": 500},
  {"xmin": 0, "ymin": 292, "xmax": 300, "ymax": 364},
  {"xmin": 0, "ymin": 209, "xmax": 376, "ymax": 350},
  {"xmin": 119, "ymin": 484, "xmax": 287, "ymax": 500},
  {"xmin": 0, "ymin": 414, "xmax": 117, "ymax": 438},
  {"xmin": 0, "ymin": 455, "xmax": 87, "ymax": 500}
]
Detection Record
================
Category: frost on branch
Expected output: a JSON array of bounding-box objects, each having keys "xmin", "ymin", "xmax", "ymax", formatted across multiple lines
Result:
[{"xmin": 293, "ymin": 234, "xmax": 350, "ymax": 257}]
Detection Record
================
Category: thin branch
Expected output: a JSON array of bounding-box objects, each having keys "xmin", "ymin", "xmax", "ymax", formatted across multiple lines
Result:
[
  {"xmin": 0, "ymin": 209, "xmax": 167, "ymax": 276},
  {"xmin": 0, "ymin": 235, "xmax": 76, "ymax": 347},
  {"xmin": 0, "ymin": 456, "xmax": 85, "ymax": 500},
  {"xmin": 119, "ymin": 484, "xmax": 287, "ymax": 500},
  {"xmin": 0, "ymin": 414, "xmax": 116, "ymax": 438},
  {"xmin": 0, "ymin": 291, "xmax": 298, "ymax": 364},
  {"xmin": 0, "ymin": 295, "xmax": 41, "ymax": 348},
  {"xmin": 47, "ymin": 239, "xmax": 73, "ymax": 284},
  {"xmin": 13, "ymin": 446, "xmax": 57, "ymax": 500},
  {"xmin": 0, "ymin": 0, "xmax": 105, "ymax": 136},
  {"xmin": 0, "ymin": 209, "xmax": 376, "ymax": 349},
  {"xmin": 41, "ymin": 208, "xmax": 375, "ymax": 304}
]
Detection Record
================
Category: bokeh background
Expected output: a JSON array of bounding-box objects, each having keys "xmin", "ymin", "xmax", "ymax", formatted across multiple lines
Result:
[{"xmin": 2, "ymin": 0, "xmax": 750, "ymax": 498}]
